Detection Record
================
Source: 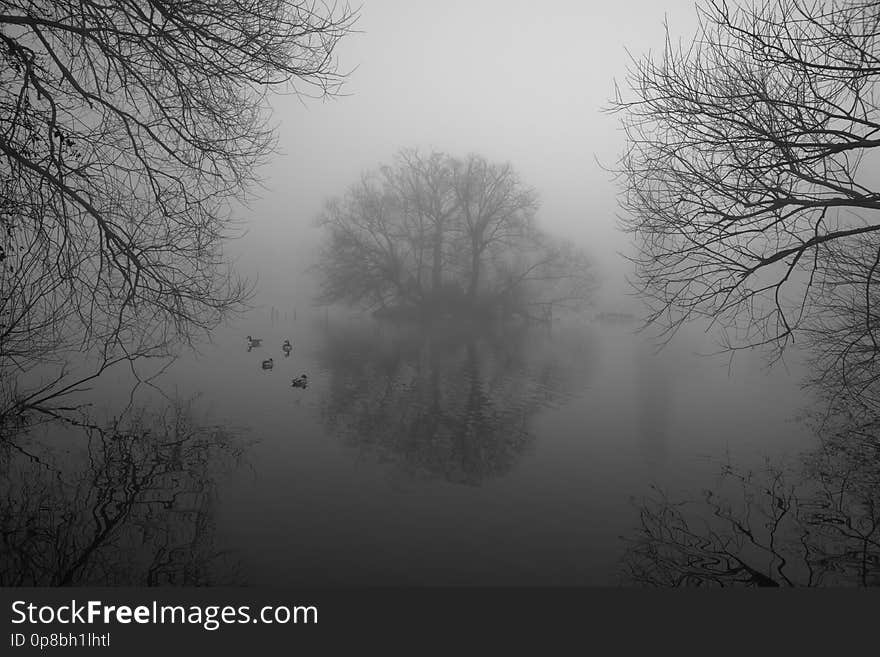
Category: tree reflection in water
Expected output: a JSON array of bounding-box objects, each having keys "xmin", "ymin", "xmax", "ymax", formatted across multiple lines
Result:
[
  {"xmin": 316, "ymin": 321, "xmax": 589, "ymax": 486},
  {"xmin": 622, "ymin": 391, "xmax": 880, "ymax": 587},
  {"xmin": 0, "ymin": 400, "xmax": 246, "ymax": 585}
]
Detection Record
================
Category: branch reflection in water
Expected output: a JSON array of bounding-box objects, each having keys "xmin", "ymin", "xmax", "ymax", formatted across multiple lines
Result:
[
  {"xmin": 622, "ymin": 377, "xmax": 880, "ymax": 587},
  {"xmin": 0, "ymin": 399, "xmax": 249, "ymax": 585}
]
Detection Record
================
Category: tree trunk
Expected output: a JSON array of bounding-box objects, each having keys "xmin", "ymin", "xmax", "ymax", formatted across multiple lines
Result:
[{"xmin": 431, "ymin": 225, "xmax": 444, "ymax": 293}]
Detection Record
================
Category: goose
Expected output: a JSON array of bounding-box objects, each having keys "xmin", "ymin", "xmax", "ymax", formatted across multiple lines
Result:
[
  {"xmin": 291, "ymin": 374, "xmax": 308, "ymax": 389},
  {"xmin": 247, "ymin": 335, "xmax": 263, "ymax": 347},
  {"xmin": 261, "ymin": 358, "xmax": 274, "ymax": 370}
]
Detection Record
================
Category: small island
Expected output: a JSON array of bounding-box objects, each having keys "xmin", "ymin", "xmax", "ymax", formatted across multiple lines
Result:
[{"xmin": 313, "ymin": 149, "xmax": 596, "ymax": 324}]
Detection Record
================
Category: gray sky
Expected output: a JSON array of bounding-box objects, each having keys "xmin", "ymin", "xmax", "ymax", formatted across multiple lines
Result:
[{"xmin": 235, "ymin": 0, "xmax": 700, "ymax": 309}]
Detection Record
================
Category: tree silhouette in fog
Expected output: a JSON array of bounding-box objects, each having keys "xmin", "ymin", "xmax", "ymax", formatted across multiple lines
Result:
[
  {"xmin": 0, "ymin": 400, "xmax": 246, "ymax": 585},
  {"xmin": 611, "ymin": 0, "xmax": 880, "ymax": 369},
  {"xmin": 612, "ymin": 1, "xmax": 880, "ymax": 586},
  {"xmin": 801, "ymin": 230, "xmax": 880, "ymax": 414},
  {"xmin": 314, "ymin": 149, "xmax": 596, "ymax": 322},
  {"xmin": 314, "ymin": 322, "xmax": 584, "ymax": 485},
  {"xmin": 0, "ymin": 1, "xmax": 356, "ymax": 427}
]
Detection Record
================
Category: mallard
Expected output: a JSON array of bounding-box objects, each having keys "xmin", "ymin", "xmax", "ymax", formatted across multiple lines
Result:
[
  {"xmin": 261, "ymin": 358, "xmax": 274, "ymax": 370},
  {"xmin": 291, "ymin": 374, "xmax": 308, "ymax": 388},
  {"xmin": 282, "ymin": 339, "xmax": 292, "ymax": 353},
  {"xmin": 247, "ymin": 335, "xmax": 263, "ymax": 347}
]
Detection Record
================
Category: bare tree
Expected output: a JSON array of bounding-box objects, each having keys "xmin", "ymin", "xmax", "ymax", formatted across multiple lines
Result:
[
  {"xmin": 494, "ymin": 234, "xmax": 597, "ymax": 321},
  {"xmin": 610, "ymin": 0, "xmax": 880, "ymax": 362},
  {"xmin": 315, "ymin": 149, "xmax": 593, "ymax": 320},
  {"xmin": 799, "ymin": 230, "xmax": 880, "ymax": 414},
  {"xmin": 450, "ymin": 154, "xmax": 538, "ymax": 302},
  {"xmin": 384, "ymin": 149, "xmax": 459, "ymax": 296},
  {"xmin": 314, "ymin": 173, "xmax": 411, "ymax": 310},
  {"xmin": 0, "ymin": 1, "xmax": 356, "ymax": 423}
]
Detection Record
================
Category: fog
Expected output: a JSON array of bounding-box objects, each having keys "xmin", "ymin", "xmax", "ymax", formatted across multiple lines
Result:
[
  {"xmin": 7, "ymin": 0, "xmax": 880, "ymax": 590},
  {"xmin": 234, "ymin": 0, "xmax": 699, "ymax": 309}
]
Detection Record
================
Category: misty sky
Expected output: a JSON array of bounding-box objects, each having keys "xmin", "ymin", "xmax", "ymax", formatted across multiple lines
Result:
[{"xmin": 235, "ymin": 0, "xmax": 700, "ymax": 309}]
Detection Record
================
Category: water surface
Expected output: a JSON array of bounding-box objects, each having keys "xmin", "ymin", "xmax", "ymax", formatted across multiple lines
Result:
[
  {"xmin": 176, "ymin": 311, "xmax": 810, "ymax": 585},
  {"xmin": 2, "ymin": 310, "xmax": 814, "ymax": 585}
]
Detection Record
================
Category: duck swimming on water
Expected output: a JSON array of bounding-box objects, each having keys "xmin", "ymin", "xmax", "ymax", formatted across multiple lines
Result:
[
  {"xmin": 291, "ymin": 374, "xmax": 308, "ymax": 389},
  {"xmin": 282, "ymin": 339, "xmax": 292, "ymax": 356},
  {"xmin": 247, "ymin": 335, "xmax": 263, "ymax": 348},
  {"xmin": 261, "ymin": 358, "xmax": 274, "ymax": 370}
]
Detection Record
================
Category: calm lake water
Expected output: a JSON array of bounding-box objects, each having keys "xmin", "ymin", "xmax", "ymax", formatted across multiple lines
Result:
[{"xmin": 4, "ymin": 308, "xmax": 817, "ymax": 586}]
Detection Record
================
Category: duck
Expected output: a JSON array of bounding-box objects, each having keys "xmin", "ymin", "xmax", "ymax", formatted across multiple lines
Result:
[
  {"xmin": 261, "ymin": 358, "xmax": 274, "ymax": 370},
  {"xmin": 291, "ymin": 374, "xmax": 308, "ymax": 389},
  {"xmin": 247, "ymin": 335, "xmax": 263, "ymax": 347},
  {"xmin": 282, "ymin": 339, "xmax": 292, "ymax": 355}
]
